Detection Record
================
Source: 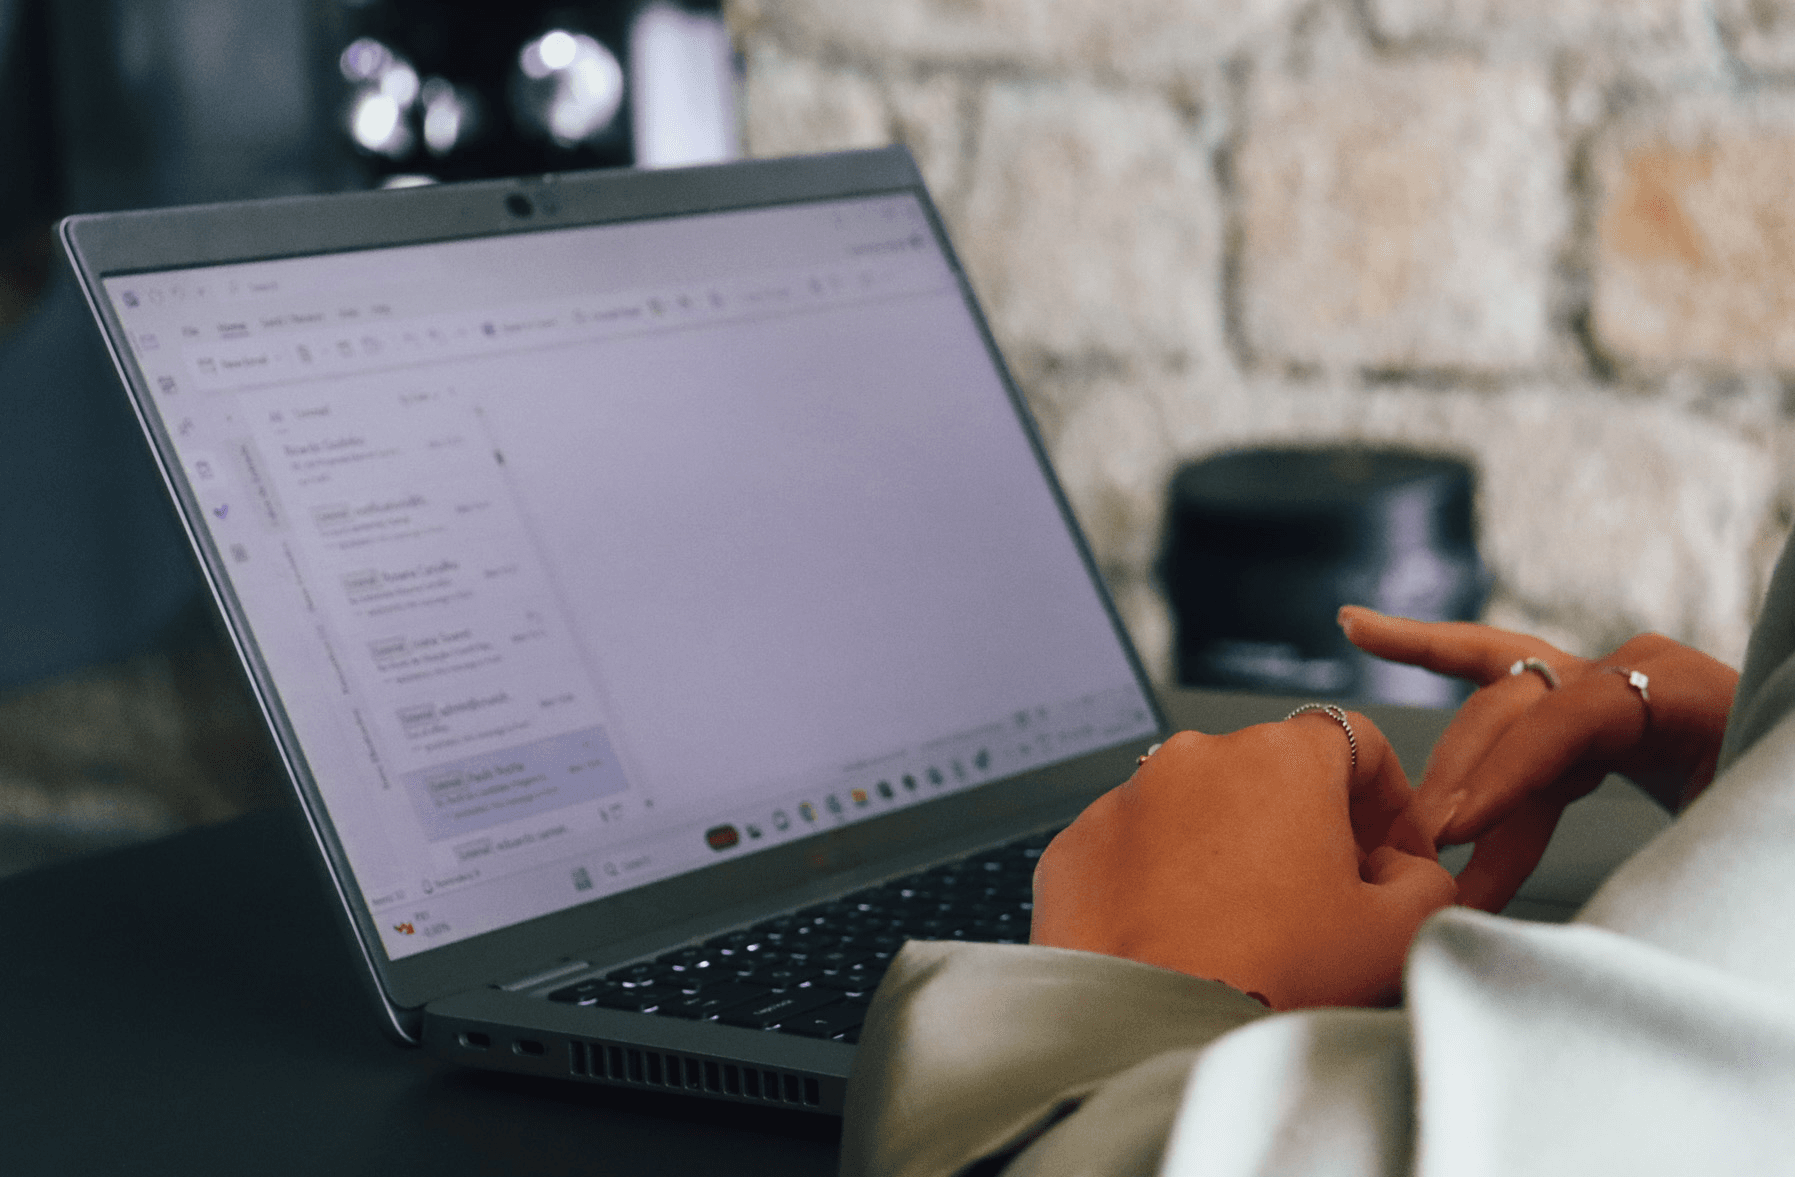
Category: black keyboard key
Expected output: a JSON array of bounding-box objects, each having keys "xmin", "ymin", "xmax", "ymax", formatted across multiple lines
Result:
[
  {"xmin": 657, "ymin": 945, "xmax": 733, "ymax": 971},
  {"xmin": 714, "ymin": 985, "xmax": 843, "ymax": 1030},
  {"xmin": 781, "ymin": 1000, "xmax": 869, "ymax": 1040},
  {"xmin": 747, "ymin": 925, "xmax": 791, "ymax": 943},
  {"xmin": 654, "ymin": 982, "xmax": 773, "ymax": 1021},
  {"xmin": 602, "ymin": 962, "xmax": 684, "ymax": 986},
  {"xmin": 812, "ymin": 947, "xmax": 873, "ymax": 971},
  {"xmin": 659, "ymin": 960, "xmax": 728, "ymax": 984},
  {"xmin": 604, "ymin": 961, "xmax": 662, "ymax": 985},
  {"xmin": 824, "ymin": 954, "xmax": 889, "ymax": 982},
  {"xmin": 547, "ymin": 978, "xmax": 607, "ymax": 1004},
  {"xmin": 703, "ymin": 929, "xmax": 767, "ymax": 953},
  {"xmin": 590, "ymin": 984, "xmax": 668, "ymax": 1013},
  {"xmin": 813, "ymin": 968, "xmax": 882, "ymax": 994},
  {"xmin": 732, "ymin": 963, "xmax": 825, "ymax": 989},
  {"xmin": 735, "ymin": 946, "xmax": 792, "ymax": 971}
]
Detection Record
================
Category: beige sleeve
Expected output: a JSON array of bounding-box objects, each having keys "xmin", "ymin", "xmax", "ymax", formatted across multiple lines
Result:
[{"xmin": 838, "ymin": 939, "xmax": 1271, "ymax": 1177}]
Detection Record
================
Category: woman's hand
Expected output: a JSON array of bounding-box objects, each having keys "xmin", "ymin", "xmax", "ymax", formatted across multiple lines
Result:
[
  {"xmin": 1340, "ymin": 608, "xmax": 1738, "ymax": 912},
  {"xmin": 1030, "ymin": 716, "xmax": 1456, "ymax": 1010}
]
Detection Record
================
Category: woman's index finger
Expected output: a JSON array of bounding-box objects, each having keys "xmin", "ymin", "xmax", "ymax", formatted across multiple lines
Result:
[{"xmin": 1339, "ymin": 607, "xmax": 1554, "ymax": 685}]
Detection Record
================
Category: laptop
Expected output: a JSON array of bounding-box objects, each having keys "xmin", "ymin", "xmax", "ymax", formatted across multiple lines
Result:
[{"xmin": 59, "ymin": 146, "xmax": 1165, "ymax": 1115}]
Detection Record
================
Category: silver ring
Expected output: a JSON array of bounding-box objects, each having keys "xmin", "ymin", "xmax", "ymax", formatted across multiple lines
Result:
[
  {"xmin": 1136, "ymin": 742, "xmax": 1163, "ymax": 767},
  {"xmin": 1509, "ymin": 657, "xmax": 1561, "ymax": 689},
  {"xmin": 1284, "ymin": 703, "xmax": 1358, "ymax": 774},
  {"xmin": 1606, "ymin": 667, "xmax": 1652, "ymax": 726}
]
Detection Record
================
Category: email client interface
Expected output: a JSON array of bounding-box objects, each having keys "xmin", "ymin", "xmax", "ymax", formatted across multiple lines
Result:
[{"xmin": 102, "ymin": 193, "xmax": 1157, "ymax": 961}]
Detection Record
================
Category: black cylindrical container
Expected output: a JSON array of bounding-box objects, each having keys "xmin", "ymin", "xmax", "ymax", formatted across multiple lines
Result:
[{"xmin": 1160, "ymin": 447, "xmax": 1488, "ymax": 706}]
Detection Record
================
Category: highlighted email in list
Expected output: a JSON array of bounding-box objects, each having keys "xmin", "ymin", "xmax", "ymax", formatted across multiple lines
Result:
[{"xmin": 403, "ymin": 725, "xmax": 627, "ymax": 842}]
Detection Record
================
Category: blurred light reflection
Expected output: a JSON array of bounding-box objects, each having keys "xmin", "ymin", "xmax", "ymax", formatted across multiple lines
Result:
[
  {"xmin": 420, "ymin": 77, "xmax": 474, "ymax": 156},
  {"xmin": 512, "ymin": 30, "xmax": 624, "ymax": 148},
  {"xmin": 530, "ymin": 30, "xmax": 578, "ymax": 76},
  {"xmin": 341, "ymin": 36, "xmax": 419, "ymax": 158},
  {"xmin": 351, "ymin": 91, "xmax": 409, "ymax": 155},
  {"xmin": 378, "ymin": 61, "xmax": 419, "ymax": 107},
  {"xmin": 339, "ymin": 37, "xmax": 392, "ymax": 83}
]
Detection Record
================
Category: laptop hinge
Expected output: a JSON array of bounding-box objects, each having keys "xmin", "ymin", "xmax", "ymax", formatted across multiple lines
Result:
[{"xmin": 497, "ymin": 960, "xmax": 591, "ymax": 992}]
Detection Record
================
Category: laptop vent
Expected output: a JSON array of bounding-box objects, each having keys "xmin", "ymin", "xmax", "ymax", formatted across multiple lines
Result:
[{"xmin": 568, "ymin": 1039, "xmax": 821, "ymax": 1107}]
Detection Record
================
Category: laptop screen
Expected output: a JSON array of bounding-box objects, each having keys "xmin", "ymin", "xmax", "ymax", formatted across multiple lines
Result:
[{"xmin": 99, "ymin": 191, "xmax": 1156, "ymax": 960}]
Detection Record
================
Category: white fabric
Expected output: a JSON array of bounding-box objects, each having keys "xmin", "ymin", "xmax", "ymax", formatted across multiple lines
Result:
[
  {"xmin": 1159, "ymin": 704, "xmax": 1795, "ymax": 1176},
  {"xmin": 1168, "ymin": 1009, "xmax": 1413, "ymax": 1175}
]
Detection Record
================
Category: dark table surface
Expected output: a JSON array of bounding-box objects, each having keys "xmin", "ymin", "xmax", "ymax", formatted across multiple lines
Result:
[{"xmin": 0, "ymin": 801, "xmax": 841, "ymax": 1176}]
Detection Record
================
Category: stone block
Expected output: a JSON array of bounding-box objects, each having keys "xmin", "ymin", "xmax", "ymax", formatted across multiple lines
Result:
[
  {"xmin": 884, "ymin": 73, "xmax": 971, "ymax": 208},
  {"xmin": 1592, "ymin": 100, "xmax": 1795, "ymax": 369},
  {"xmin": 739, "ymin": 46, "xmax": 890, "ymax": 159},
  {"xmin": 727, "ymin": 0, "xmax": 1303, "ymax": 87},
  {"xmin": 1712, "ymin": 0, "xmax": 1795, "ymax": 74},
  {"xmin": 958, "ymin": 79, "xmax": 1226, "ymax": 363},
  {"xmin": 1050, "ymin": 372, "xmax": 1182, "ymax": 577},
  {"xmin": 1367, "ymin": 0, "xmax": 1688, "ymax": 49},
  {"xmin": 737, "ymin": 50, "xmax": 971, "ymax": 215},
  {"xmin": 1236, "ymin": 58, "xmax": 1564, "ymax": 372}
]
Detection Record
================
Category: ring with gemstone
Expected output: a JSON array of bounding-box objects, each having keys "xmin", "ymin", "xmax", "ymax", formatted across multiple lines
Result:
[
  {"xmin": 1509, "ymin": 657, "xmax": 1561, "ymax": 690},
  {"xmin": 1606, "ymin": 667, "xmax": 1652, "ymax": 727}
]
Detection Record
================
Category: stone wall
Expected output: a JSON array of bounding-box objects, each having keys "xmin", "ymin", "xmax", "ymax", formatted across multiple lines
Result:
[{"xmin": 726, "ymin": 0, "xmax": 1795, "ymax": 681}]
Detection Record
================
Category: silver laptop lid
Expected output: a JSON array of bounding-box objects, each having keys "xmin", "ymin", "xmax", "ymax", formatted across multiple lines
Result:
[{"xmin": 61, "ymin": 148, "xmax": 1161, "ymax": 1015}]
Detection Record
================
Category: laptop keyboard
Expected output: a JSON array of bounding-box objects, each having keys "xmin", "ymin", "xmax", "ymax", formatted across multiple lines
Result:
[{"xmin": 546, "ymin": 826, "xmax": 1058, "ymax": 1044}]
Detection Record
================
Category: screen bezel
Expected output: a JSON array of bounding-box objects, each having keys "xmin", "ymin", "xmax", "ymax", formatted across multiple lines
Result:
[{"xmin": 60, "ymin": 147, "xmax": 1166, "ymax": 1028}]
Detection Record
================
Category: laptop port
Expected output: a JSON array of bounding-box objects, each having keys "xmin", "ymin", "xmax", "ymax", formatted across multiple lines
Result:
[
  {"xmin": 460, "ymin": 1031, "xmax": 491, "ymax": 1050},
  {"xmin": 513, "ymin": 1038, "xmax": 547, "ymax": 1056}
]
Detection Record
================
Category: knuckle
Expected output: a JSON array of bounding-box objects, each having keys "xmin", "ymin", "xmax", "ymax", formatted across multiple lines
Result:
[
  {"xmin": 1163, "ymin": 729, "xmax": 1205, "ymax": 751},
  {"xmin": 1153, "ymin": 730, "xmax": 1207, "ymax": 763}
]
